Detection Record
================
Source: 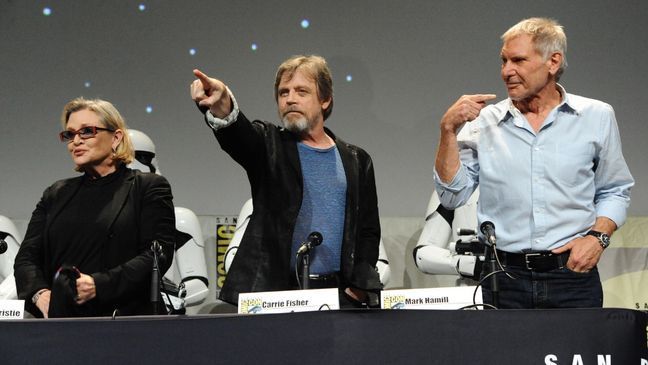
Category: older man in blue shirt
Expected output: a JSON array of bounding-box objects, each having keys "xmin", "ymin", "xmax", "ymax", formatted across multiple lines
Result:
[{"xmin": 434, "ymin": 17, "xmax": 634, "ymax": 309}]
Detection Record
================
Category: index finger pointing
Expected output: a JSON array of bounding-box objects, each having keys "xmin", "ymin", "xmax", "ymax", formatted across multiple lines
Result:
[
  {"xmin": 472, "ymin": 94, "xmax": 497, "ymax": 103},
  {"xmin": 193, "ymin": 69, "xmax": 212, "ymax": 89}
]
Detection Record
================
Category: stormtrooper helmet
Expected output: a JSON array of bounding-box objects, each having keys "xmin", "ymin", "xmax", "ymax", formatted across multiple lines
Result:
[{"xmin": 128, "ymin": 129, "xmax": 161, "ymax": 174}]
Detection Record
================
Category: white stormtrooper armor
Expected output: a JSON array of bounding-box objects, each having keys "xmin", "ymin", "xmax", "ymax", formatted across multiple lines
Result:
[
  {"xmin": 128, "ymin": 130, "xmax": 161, "ymax": 174},
  {"xmin": 0, "ymin": 215, "xmax": 22, "ymax": 299},
  {"xmin": 376, "ymin": 238, "xmax": 391, "ymax": 286},
  {"xmin": 414, "ymin": 189, "xmax": 482, "ymax": 280},
  {"xmin": 225, "ymin": 198, "xmax": 392, "ymax": 286},
  {"xmin": 223, "ymin": 199, "xmax": 253, "ymax": 275},
  {"xmin": 128, "ymin": 130, "xmax": 209, "ymax": 309}
]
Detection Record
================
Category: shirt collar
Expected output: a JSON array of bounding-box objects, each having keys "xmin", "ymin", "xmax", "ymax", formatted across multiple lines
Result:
[
  {"xmin": 555, "ymin": 84, "xmax": 580, "ymax": 115},
  {"xmin": 497, "ymin": 83, "xmax": 579, "ymax": 125}
]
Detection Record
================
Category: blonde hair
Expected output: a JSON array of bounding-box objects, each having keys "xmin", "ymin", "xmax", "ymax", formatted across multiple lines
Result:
[
  {"xmin": 61, "ymin": 97, "xmax": 134, "ymax": 166},
  {"xmin": 502, "ymin": 17, "xmax": 568, "ymax": 80},
  {"xmin": 274, "ymin": 55, "xmax": 334, "ymax": 120}
]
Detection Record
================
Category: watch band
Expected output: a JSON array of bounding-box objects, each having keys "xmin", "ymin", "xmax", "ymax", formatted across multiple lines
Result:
[{"xmin": 586, "ymin": 230, "xmax": 610, "ymax": 249}]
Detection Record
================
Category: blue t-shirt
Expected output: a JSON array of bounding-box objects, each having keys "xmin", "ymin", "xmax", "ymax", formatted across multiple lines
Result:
[{"xmin": 290, "ymin": 142, "xmax": 347, "ymax": 274}]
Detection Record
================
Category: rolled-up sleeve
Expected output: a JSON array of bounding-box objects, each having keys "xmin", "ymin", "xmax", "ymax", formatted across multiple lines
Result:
[
  {"xmin": 434, "ymin": 125, "xmax": 480, "ymax": 209},
  {"xmin": 593, "ymin": 105, "xmax": 634, "ymax": 228}
]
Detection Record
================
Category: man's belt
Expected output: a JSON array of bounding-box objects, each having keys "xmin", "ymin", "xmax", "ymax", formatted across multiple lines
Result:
[
  {"xmin": 290, "ymin": 272, "xmax": 341, "ymax": 289},
  {"xmin": 306, "ymin": 272, "xmax": 341, "ymax": 289},
  {"xmin": 494, "ymin": 250, "xmax": 570, "ymax": 272}
]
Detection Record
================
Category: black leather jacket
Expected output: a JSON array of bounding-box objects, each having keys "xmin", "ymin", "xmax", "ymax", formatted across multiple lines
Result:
[
  {"xmin": 215, "ymin": 112, "xmax": 382, "ymax": 304},
  {"xmin": 14, "ymin": 168, "xmax": 177, "ymax": 317}
]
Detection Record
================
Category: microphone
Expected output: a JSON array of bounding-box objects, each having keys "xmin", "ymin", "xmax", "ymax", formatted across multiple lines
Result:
[
  {"xmin": 150, "ymin": 240, "xmax": 163, "ymax": 314},
  {"xmin": 296, "ymin": 232, "xmax": 323, "ymax": 255},
  {"xmin": 151, "ymin": 240, "xmax": 166, "ymax": 262},
  {"xmin": 151, "ymin": 240, "xmax": 162, "ymax": 253},
  {"xmin": 480, "ymin": 221, "xmax": 497, "ymax": 246}
]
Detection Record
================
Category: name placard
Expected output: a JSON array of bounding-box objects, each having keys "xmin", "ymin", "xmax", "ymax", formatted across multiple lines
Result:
[
  {"xmin": 0, "ymin": 300, "xmax": 25, "ymax": 320},
  {"xmin": 238, "ymin": 288, "xmax": 339, "ymax": 314},
  {"xmin": 381, "ymin": 286, "xmax": 481, "ymax": 310}
]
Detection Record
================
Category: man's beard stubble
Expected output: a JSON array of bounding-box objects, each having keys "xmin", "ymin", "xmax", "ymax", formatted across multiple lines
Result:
[{"xmin": 281, "ymin": 114, "xmax": 311, "ymax": 135}]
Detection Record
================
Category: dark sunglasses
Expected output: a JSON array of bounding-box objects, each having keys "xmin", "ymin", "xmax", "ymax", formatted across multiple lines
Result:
[{"xmin": 59, "ymin": 126, "xmax": 114, "ymax": 143}]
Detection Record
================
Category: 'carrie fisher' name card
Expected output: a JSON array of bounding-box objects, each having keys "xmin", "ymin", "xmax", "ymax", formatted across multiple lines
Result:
[{"xmin": 238, "ymin": 288, "xmax": 339, "ymax": 314}]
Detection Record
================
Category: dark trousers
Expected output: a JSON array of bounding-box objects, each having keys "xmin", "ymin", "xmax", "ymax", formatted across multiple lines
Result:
[{"xmin": 481, "ymin": 265, "xmax": 603, "ymax": 309}]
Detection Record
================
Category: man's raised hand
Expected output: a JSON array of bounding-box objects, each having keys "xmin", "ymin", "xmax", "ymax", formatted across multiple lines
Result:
[
  {"xmin": 440, "ymin": 94, "xmax": 497, "ymax": 133},
  {"xmin": 190, "ymin": 69, "xmax": 232, "ymax": 118}
]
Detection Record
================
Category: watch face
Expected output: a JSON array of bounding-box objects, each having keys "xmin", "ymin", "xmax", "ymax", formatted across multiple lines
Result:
[{"xmin": 600, "ymin": 234, "xmax": 611, "ymax": 246}]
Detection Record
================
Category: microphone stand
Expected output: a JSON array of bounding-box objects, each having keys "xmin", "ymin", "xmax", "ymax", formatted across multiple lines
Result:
[
  {"xmin": 300, "ymin": 250, "xmax": 311, "ymax": 290},
  {"xmin": 485, "ymin": 241, "xmax": 499, "ymax": 309},
  {"xmin": 296, "ymin": 232, "xmax": 322, "ymax": 290},
  {"xmin": 150, "ymin": 240, "xmax": 162, "ymax": 315}
]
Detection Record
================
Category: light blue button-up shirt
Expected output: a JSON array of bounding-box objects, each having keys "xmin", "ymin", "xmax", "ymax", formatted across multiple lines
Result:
[{"xmin": 434, "ymin": 86, "xmax": 634, "ymax": 252}]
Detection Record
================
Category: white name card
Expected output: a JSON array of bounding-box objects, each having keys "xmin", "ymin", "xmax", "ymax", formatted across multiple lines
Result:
[
  {"xmin": 238, "ymin": 288, "xmax": 339, "ymax": 314},
  {"xmin": 0, "ymin": 300, "xmax": 25, "ymax": 320},
  {"xmin": 381, "ymin": 286, "xmax": 482, "ymax": 310}
]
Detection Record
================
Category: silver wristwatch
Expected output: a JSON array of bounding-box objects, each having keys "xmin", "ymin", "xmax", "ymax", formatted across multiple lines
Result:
[{"xmin": 587, "ymin": 230, "xmax": 611, "ymax": 249}]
